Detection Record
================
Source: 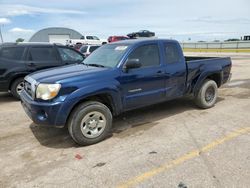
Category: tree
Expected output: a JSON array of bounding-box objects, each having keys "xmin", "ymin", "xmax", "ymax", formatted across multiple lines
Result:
[{"xmin": 16, "ymin": 38, "xmax": 24, "ymax": 43}]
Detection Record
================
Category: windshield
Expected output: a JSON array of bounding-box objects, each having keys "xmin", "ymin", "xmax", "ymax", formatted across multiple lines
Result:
[
  {"xmin": 83, "ymin": 44, "xmax": 129, "ymax": 68},
  {"xmin": 89, "ymin": 46, "xmax": 100, "ymax": 52},
  {"xmin": 92, "ymin": 36, "xmax": 100, "ymax": 40}
]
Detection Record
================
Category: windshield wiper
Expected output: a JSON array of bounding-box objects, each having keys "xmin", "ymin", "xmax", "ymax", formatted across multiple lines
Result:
[{"xmin": 86, "ymin": 63, "xmax": 106, "ymax": 68}]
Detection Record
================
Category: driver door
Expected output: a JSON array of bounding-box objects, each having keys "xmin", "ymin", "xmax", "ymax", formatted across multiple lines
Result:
[{"xmin": 120, "ymin": 43, "xmax": 166, "ymax": 110}]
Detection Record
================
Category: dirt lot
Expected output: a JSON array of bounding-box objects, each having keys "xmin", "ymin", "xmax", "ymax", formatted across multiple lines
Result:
[{"xmin": 0, "ymin": 53, "xmax": 249, "ymax": 188}]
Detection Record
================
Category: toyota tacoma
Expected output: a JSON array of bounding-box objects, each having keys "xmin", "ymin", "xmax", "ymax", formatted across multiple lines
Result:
[{"xmin": 20, "ymin": 39, "xmax": 232, "ymax": 146}]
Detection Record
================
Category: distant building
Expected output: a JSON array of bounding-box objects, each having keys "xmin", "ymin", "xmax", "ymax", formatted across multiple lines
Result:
[
  {"xmin": 29, "ymin": 27, "xmax": 82, "ymax": 45},
  {"xmin": 243, "ymin": 35, "xmax": 250, "ymax": 41}
]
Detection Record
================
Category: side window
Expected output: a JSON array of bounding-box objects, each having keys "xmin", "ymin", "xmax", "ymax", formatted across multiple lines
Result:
[
  {"xmin": 164, "ymin": 43, "xmax": 182, "ymax": 64},
  {"xmin": 127, "ymin": 44, "xmax": 160, "ymax": 67},
  {"xmin": 58, "ymin": 47, "xmax": 84, "ymax": 62},
  {"xmin": 86, "ymin": 36, "xmax": 94, "ymax": 40},
  {"xmin": 0, "ymin": 47, "xmax": 24, "ymax": 60},
  {"xmin": 89, "ymin": 46, "xmax": 100, "ymax": 53},
  {"xmin": 29, "ymin": 47, "xmax": 57, "ymax": 61},
  {"xmin": 80, "ymin": 46, "xmax": 88, "ymax": 53}
]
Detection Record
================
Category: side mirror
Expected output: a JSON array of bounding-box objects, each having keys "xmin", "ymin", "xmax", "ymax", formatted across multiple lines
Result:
[{"xmin": 124, "ymin": 59, "xmax": 141, "ymax": 72}]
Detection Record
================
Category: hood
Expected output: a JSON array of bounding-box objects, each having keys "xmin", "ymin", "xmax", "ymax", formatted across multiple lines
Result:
[{"xmin": 28, "ymin": 64, "xmax": 110, "ymax": 83}]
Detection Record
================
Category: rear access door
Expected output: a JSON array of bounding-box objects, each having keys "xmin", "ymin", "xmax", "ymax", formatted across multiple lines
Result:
[
  {"xmin": 25, "ymin": 46, "xmax": 62, "ymax": 72},
  {"xmin": 162, "ymin": 41, "xmax": 187, "ymax": 99}
]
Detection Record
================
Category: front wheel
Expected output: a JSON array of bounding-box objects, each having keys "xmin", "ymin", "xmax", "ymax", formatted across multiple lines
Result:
[
  {"xmin": 10, "ymin": 78, "xmax": 24, "ymax": 99},
  {"xmin": 194, "ymin": 79, "xmax": 218, "ymax": 109},
  {"xmin": 68, "ymin": 101, "xmax": 112, "ymax": 146}
]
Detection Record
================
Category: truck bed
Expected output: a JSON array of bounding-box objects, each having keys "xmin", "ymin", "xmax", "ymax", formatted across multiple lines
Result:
[
  {"xmin": 185, "ymin": 56, "xmax": 232, "ymax": 93},
  {"xmin": 185, "ymin": 56, "xmax": 216, "ymax": 62}
]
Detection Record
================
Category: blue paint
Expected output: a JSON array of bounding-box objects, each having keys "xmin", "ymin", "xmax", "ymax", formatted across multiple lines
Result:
[{"xmin": 20, "ymin": 39, "xmax": 232, "ymax": 127}]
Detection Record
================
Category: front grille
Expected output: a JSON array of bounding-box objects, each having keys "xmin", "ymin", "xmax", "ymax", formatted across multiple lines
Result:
[
  {"xmin": 23, "ymin": 76, "xmax": 37, "ymax": 99},
  {"xmin": 24, "ymin": 81, "xmax": 32, "ymax": 97}
]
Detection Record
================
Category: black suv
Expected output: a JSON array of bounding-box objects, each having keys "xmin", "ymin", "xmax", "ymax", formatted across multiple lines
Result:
[{"xmin": 0, "ymin": 43, "xmax": 85, "ymax": 99}]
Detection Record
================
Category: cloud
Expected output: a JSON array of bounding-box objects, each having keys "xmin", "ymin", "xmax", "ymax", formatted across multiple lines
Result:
[
  {"xmin": 0, "ymin": 4, "xmax": 86, "ymax": 17},
  {"xmin": 187, "ymin": 17, "xmax": 250, "ymax": 24},
  {"xmin": 9, "ymin": 27, "xmax": 34, "ymax": 33},
  {"xmin": 0, "ymin": 18, "xmax": 11, "ymax": 24},
  {"xmin": 1, "ymin": 0, "xmax": 249, "ymax": 42}
]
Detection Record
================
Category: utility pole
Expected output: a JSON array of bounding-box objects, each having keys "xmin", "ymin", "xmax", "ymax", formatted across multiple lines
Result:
[{"xmin": 0, "ymin": 25, "xmax": 3, "ymax": 43}]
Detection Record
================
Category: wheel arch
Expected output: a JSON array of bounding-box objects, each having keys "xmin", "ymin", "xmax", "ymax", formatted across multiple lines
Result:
[
  {"xmin": 206, "ymin": 73, "xmax": 222, "ymax": 87},
  {"xmin": 193, "ymin": 71, "xmax": 222, "ymax": 96},
  {"xmin": 64, "ymin": 92, "xmax": 119, "ymax": 128},
  {"xmin": 8, "ymin": 74, "xmax": 27, "ymax": 90}
]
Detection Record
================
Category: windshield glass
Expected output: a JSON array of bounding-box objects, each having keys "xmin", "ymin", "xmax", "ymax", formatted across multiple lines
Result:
[
  {"xmin": 92, "ymin": 36, "xmax": 100, "ymax": 40},
  {"xmin": 83, "ymin": 44, "xmax": 129, "ymax": 68}
]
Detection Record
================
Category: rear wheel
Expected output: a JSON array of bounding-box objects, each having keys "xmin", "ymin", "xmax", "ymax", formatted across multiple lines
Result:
[
  {"xmin": 68, "ymin": 101, "xmax": 112, "ymax": 146},
  {"xmin": 10, "ymin": 78, "xmax": 24, "ymax": 99},
  {"xmin": 194, "ymin": 79, "xmax": 218, "ymax": 109}
]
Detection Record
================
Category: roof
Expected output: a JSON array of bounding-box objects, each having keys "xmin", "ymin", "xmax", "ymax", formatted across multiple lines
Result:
[
  {"xmin": 0, "ymin": 42, "xmax": 64, "ymax": 47},
  {"xmin": 111, "ymin": 38, "xmax": 178, "ymax": 45}
]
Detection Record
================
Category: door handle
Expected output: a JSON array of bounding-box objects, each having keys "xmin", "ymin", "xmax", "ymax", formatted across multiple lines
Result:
[
  {"xmin": 154, "ymin": 70, "xmax": 164, "ymax": 77},
  {"xmin": 156, "ymin": 70, "xmax": 164, "ymax": 74},
  {"xmin": 27, "ymin": 62, "xmax": 35, "ymax": 67}
]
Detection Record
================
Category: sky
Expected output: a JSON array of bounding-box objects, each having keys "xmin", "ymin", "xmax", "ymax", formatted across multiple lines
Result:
[{"xmin": 0, "ymin": 0, "xmax": 250, "ymax": 42}]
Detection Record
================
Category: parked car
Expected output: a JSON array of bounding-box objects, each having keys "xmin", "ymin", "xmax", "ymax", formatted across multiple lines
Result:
[
  {"xmin": 66, "ymin": 35, "xmax": 107, "ymax": 46},
  {"xmin": 20, "ymin": 39, "xmax": 232, "ymax": 146},
  {"xmin": 79, "ymin": 45, "xmax": 101, "ymax": 58},
  {"xmin": 73, "ymin": 42, "xmax": 83, "ymax": 51},
  {"xmin": 127, "ymin": 30, "xmax": 155, "ymax": 38},
  {"xmin": 0, "ymin": 42, "xmax": 85, "ymax": 99},
  {"xmin": 108, "ymin": 36, "xmax": 129, "ymax": 43}
]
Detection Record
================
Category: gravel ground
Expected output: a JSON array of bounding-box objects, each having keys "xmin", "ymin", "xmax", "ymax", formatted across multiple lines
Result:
[{"xmin": 0, "ymin": 53, "xmax": 249, "ymax": 188}]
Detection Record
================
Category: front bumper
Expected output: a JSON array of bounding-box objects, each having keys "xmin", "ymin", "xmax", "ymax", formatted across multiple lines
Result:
[{"xmin": 20, "ymin": 90, "xmax": 66, "ymax": 128}]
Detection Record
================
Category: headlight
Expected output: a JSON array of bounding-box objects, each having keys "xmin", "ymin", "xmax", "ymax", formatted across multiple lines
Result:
[{"xmin": 36, "ymin": 83, "xmax": 61, "ymax": 100}]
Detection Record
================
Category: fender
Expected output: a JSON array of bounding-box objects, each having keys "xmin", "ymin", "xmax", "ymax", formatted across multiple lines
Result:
[
  {"xmin": 54, "ymin": 82, "xmax": 122, "ymax": 126},
  {"xmin": 193, "ymin": 65, "xmax": 223, "ymax": 95},
  {"xmin": 7, "ymin": 72, "xmax": 30, "ymax": 89}
]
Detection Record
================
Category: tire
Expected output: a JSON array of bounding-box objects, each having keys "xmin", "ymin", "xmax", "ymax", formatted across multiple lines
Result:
[
  {"xmin": 68, "ymin": 101, "xmax": 112, "ymax": 146},
  {"xmin": 10, "ymin": 78, "xmax": 24, "ymax": 100},
  {"xmin": 194, "ymin": 79, "xmax": 218, "ymax": 109}
]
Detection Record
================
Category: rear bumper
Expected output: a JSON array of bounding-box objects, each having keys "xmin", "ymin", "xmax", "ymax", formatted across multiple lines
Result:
[
  {"xmin": 20, "ymin": 91, "xmax": 66, "ymax": 128},
  {"xmin": 222, "ymin": 73, "xmax": 232, "ymax": 85}
]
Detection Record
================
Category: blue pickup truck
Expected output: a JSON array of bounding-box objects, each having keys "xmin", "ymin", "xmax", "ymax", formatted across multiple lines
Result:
[{"xmin": 20, "ymin": 39, "xmax": 232, "ymax": 145}]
